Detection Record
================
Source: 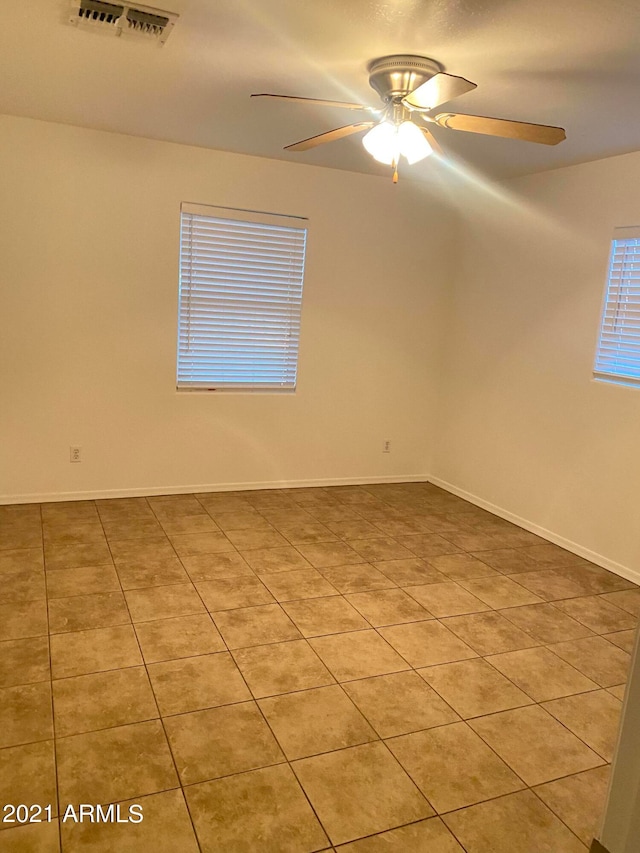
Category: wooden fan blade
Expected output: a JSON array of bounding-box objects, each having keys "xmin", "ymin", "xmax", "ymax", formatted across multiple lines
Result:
[
  {"xmin": 434, "ymin": 112, "xmax": 566, "ymax": 145},
  {"xmin": 285, "ymin": 122, "xmax": 375, "ymax": 152},
  {"xmin": 420, "ymin": 126, "xmax": 444, "ymax": 157},
  {"xmin": 251, "ymin": 93, "xmax": 373, "ymax": 111},
  {"xmin": 403, "ymin": 73, "xmax": 477, "ymax": 111}
]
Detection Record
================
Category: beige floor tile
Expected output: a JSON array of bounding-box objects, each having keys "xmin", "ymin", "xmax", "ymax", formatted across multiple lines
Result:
[
  {"xmin": 327, "ymin": 519, "xmax": 383, "ymax": 539},
  {"xmin": 213, "ymin": 510, "xmax": 272, "ymax": 531},
  {"xmin": 233, "ymin": 639, "xmax": 335, "ymax": 698},
  {"xmin": 343, "ymin": 671, "xmax": 459, "ymax": 738},
  {"xmin": 396, "ymin": 533, "xmax": 462, "ymax": 558},
  {"xmin": 309, "ymin": 630, "xmax": 411, "ymax": 681},
  {"xmin": 0, "ymin": 569, "xmax": 46, "ymax": 604},
  {"xmin": 337, "ymin": 817, "xmax": 465, "ymax": 852},
  {"xmin": 41, "ymin": 501, "xmax": 98, "ymax": 523},
  {"xmin": 0, "ymin": 682, "xmax": 53, "ymax": 748},
  {"xmin": 554, "ymin": 564, "xmax": 635, "ymax": 595},
  {"xmin": 459, "ymin": 576, "xmax": 542, "ymax": 609},
  {"xmin": 487, "ymin": 646, "xmax": 598, "ymax": 701},
  {"xmin": 225, "ymin": 528, "xmax": 288, "ymax": 550},
  {"xmin": 44, "ymin": 542, "xmax": 112, "ymax": 570},
  {"xmin": 0, "ymin": 821, "xmax": 60, "ymax": 851},
  {"xmin": 195, "ymin": 576, "xmax": 274, "ymax": 611},
  {"xmin": 165, "ymin": 701, "xmax": 284, "ymax": 784},
  {"xmin": 124, "ymin": 584, "xmax": 205, "ymax": 622},
  {"xmin": 147, "ymin": 652, "xmax": 250, "ymax": 715},
  {"xmin": 197, "ymin": 495, "xmax": 252, "ymax": 514},
  {"xmin": 469, "ymin": 548, "xmax": 541, "ymax": 573},
  {"xmin": 469, "ymin": 705, "xmax": 604, "ymax": 785},
  {"xmin": 275, "ymin": 522, "xmax": 339, "ymax": 545},
  {"xmin": 185, "ymin": 764, "xmax": 328, "ymax": 852},
  {"xmin": 320, "ymin": 564, "xmax": 396, "ymax": 594},
  {"xmin": 108, "ymin": 536, "xmax": 172, "ymax": 562},
  {"xmin": 160, "ymin": 515, "xmax": 222, "ymax": 536},
  {"xmin": 419, "ymin": 658, "xmax": 533, "ymax": 719},
  {"xmin": 442, "ymin": 611, "xmax": 538, "ymax": 655},
  {"xmin": 542, "ymin": 689, "xmax": 623, "ymax": 761},
  {"xmin": 60, "ymin": 789, "xmax": 199, "ymax": 852},
  {"xmin": 49, "ymin": 591, "xmax": 130, "ymax": 633},
  {"xmin": 387, "ymin": 722, "xmax": 524, "ymax": 813},
  {"xmin": 345, "ymin": 588, "xmax": 431, "ymax": 626},
  {"xmin": 604, "ymin": 628, "xmax": 637, "ymax": 652},
  {"xmin": 0, "ymin": 599, "xmax": 48, "ymax": 640},
  {"xmin": 260, "ymin": 568, "xmax": 338, "ymax": 601},
  {"xmin": 295, "ymin": 541, "xmax": 364, "ymax": 568},
  {"xmin": 0, "ymin": 548, "xmax": 44, "ymax": 574},
  {"xmin": 534, "ymin": 765, "xmax": 611, "ymax": 846},
  {"xmin": 101, "ymin": 517, "xmax": 165, "ymax": 540},
  {"xmin": 134, "ymin": 614, "xmax": 225, "ymax": 662},
  {"xmin": 0, "ymin": 527, "xmax": 43, "ymax": 550},
  {"xmin": 600, "ymin": 590, "xmax": 640, "ymax": 615},
  {"xmin": 53, "ymin": 667, "xmax": 158, "ymax": 736},
  {"xmin": 50, "ymin": 624, "xmax": 142, "ymax": 678},
  {"xmin": 443, "ymin": 790, "xmax": 586, "ymax": 853},
  {"xmin": 548, "ymin": 635, "xmax": 631, "ymax": 686},
  {"xmin": 510, "ymin": 569, "xmax": 593, "ymax": 601},
  {"xmin": 45, "ymin": 565, "xmax": 120, "ymax": 599},
  {"xmin": 213, "ymin": 603, "xmax": 301, "ymax": 649},
  {"xmin": 293, "ymin": 741, "xmax": 432, "ymax": 845},
  {"xmin": 168, "ymin": 532, "xmax": 234, "ymax": 557},
  {"xmin": 240, "ymin": 546, "xmax": 313, "ymax": 574},
  {"xmin": 405, "ymin": 582, "xmax": 490, "ymax": 617},
  {"xmin": 180, "ymin": 551, "xmax": 254, "ymax": 581},
  {"xmin": 500, "ymin": 602, "xmax": 594, "ymax": 643},
  {"xmin": 57, "ymin": 719, "xmax": 178, "ymax": 806},
  {"xmin": 346, "ymin": 538, "xmax": 415, "ymax": 562},
  {"xmin": 427, "ymin": 553, "xmax": 499, "ymax": 580},
  {"xmin": 283, "ymin": 596, "xmax": 370, "ymax": 637},
  {"xmin": 372, "ymin": 558, "xmax": 447, "ymax": 586},
  {"xmin": 259, "ymin": 685, "xmax": 376, "ymax": 759},
  {"xmin": 115, "ymin": 561, "xmax": 190, "ymax": 590},
  {"xmin": 379, "ymin": 620, "xmax": 477, "ymax": 668},
  {"xmin": 435, "ymin": 531, "xmax": 503, "ymax": 551},
  {"xmin": 519, "ymin": 543, "xmax": 587, "ymax": 568},
  {"xmin": 555, "ymin": 595, "xmax": 637, "ymax": 633},
  {"xmin": 0, "ymin": 740, "xmax": 57, "ymax": 817},
  {"xmin": 608, "ymin": 684, "xmax": 626, "ymax": 700},
  {"xmin": 43, "ymin": 521, "xmax": 106, "ymax": 546},
  {"xmin": 0, "ymin": 637, "xmax": 50, "ymax": 687}
]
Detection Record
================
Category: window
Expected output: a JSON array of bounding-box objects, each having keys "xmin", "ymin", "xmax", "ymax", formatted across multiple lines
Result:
[
  {"xmin": 177, "ymin": 203, "xmax": 308, "ymax": 391},
  {"xmin": 594, "ymin": 226, "xmax": 640, "ymax": 387}
]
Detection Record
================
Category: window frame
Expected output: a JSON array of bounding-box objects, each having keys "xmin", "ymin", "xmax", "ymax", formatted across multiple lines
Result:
[{"xmin": 176, "ymin": 202, "xmax": 308, "ymax": 394}]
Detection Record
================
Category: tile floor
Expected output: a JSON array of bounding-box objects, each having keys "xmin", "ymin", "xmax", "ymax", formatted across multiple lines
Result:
[{"xmin": 0, "ymin": 482, "xmax": 638, "ymax": 852}]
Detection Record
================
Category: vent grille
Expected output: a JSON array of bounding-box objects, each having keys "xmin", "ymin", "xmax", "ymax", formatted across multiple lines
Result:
[{"xmin": 69, "ymin": 1, "xmax": 177, "ymax": 44}]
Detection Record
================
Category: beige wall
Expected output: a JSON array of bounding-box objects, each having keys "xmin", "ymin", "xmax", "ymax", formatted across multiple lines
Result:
[
  {"xmin": 433, "ymin": 152, "xmax": 640, "ymax": 577},
  {"xmin": 0, "ymin": 114, "xmax": 452, "ymax": 502}
]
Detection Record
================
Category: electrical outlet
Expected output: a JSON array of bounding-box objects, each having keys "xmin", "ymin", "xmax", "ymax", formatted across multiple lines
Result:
[
  {"xmin": 69, "ymin": 446, "xmax": 82, "ymax": 463},
  {"xmin": 382, "ymin": 440, "xmax": 391, "ymax": 453}
]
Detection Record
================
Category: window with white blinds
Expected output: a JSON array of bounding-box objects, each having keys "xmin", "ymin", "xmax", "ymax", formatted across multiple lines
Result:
[
  {"xmin": 177, "ymin": 203, "xmax": 308, "ymax": 391},
  {"xmin": 594, "ymin": 226, "xmax": 640, "ymax": 387}
]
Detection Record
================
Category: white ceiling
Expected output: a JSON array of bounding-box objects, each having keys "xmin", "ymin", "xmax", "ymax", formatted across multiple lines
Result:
[{"xmin": 2, "ymin": 0, "xmax": 640, "ymax": 180}]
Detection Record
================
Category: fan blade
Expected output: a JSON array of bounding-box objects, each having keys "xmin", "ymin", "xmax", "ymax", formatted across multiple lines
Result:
[
  {"xmin": 285, "ymin": 122, "xmax": 375, "ymax": 152},
  {"xmin": 434, "ymin": 112, "xmax": 566, "ymax": 145},
  {"xmin": 251, "ymin": 93, "xmax": 373, "ymax": 111},
  {"xmin": 403, "ymin": 73, "xmax": 477, "ymax": 111},
  {"xmin": 420, "ymin": 126, "xmax": 444, "ymax": 157}
]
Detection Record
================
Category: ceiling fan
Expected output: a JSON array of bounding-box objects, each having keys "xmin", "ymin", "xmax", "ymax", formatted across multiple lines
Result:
[{"xmin": 252, "ymin": 55, "xmax": 566, "ymax": 182}]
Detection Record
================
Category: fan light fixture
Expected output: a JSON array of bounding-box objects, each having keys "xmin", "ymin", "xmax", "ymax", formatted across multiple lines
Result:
[{"xmin": 362, "ymin": 120, "xmax": 433, "ymax": 166}]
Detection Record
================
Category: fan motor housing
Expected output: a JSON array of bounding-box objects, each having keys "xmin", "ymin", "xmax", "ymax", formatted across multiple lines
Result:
[{"xmin": 367, "ymin": 55, "xmax": 442, "ymax": 102}]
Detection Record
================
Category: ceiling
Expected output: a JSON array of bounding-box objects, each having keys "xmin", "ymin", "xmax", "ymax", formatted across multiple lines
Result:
[{"xmin": 2, "ymin": 0, "xmax": 640, "ymax": 180}]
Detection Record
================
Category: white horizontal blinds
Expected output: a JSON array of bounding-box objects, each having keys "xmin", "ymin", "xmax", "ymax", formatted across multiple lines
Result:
[
  {"xmin": 595, "ymin": 226, "xmax": 640, "ymax": 386},
  {"xmin": 178, "ymin": 204, "xmax": 307, "ymax": 390}
]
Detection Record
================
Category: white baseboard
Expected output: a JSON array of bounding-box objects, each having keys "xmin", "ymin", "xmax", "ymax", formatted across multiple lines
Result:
[
  {"xmin": 0, "ymin": 473, "xmax": 430, "ymax": 506},
  {"xmin": 429, "ymin": 475, "xmax": 640, "ymax": 587}
]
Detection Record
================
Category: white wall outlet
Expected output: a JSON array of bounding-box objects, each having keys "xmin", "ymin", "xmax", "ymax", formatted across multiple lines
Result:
[
  {"xmin": 69, "ymin": 445, "xmax": 82, "ymax": 463},
  {"xmin": 382, "ymin": 440, "xmax": 391, "ymax": 453}
]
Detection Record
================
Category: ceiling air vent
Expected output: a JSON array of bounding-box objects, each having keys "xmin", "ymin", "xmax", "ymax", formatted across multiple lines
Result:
[{"xmin": 69, "ymin": 1, "xmax": 178, "ymax": 44}]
